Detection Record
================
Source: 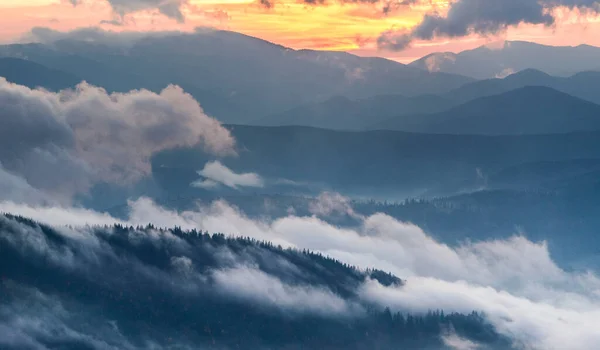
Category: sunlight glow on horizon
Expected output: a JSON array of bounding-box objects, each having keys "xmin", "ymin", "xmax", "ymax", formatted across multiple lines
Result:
[{"xmin": 1, "ymin": 0, "xmax": 600, "ymax": 61}]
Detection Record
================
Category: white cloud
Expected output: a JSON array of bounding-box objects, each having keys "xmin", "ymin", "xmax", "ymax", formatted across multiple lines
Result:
[
  {"xmin": 309, "ymin": 191, "xmax": 363, "ymax": 219},
  {"xmin": 0, "ymin": 201, "xmax": 125, "ymax": 227},
  {"xmin": 442, "ymin": 331, "xmax": 481, "ymax": 350},
  {"xmin": 212, "ymin": 265, "xmax": 360, "ymax": 317},
  {"xmin": 191, "ymin": 161, "xmax": 263, "ymax": 190},
  {"xmin": 0, "ymin": 79, "xmax": 235, "ymax": 203}
]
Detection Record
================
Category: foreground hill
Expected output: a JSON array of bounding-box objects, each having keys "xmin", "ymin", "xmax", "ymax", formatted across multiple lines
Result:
[
  {"xmin": 0, "ymin": 215, "xmax": 509, "ymax": 349},
  {"xmin": 0, "ymin": 29, "xmax": 472, "ymax": 123},
  {"xmin": 373, "ymin": 87, "xmax": 600, "ymax": 135},
  {"xmin": 409, "ymin": 41, "xmax": 600, "ymax": 79}
]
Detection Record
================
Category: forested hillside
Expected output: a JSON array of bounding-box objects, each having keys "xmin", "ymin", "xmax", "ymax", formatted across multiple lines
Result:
[{"xmin": 0, "ymin": 215, "xmax": 510, "ymax": 349}]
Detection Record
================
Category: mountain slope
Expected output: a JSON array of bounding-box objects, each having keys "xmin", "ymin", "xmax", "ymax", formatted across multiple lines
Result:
[
  {"xmin": 0, "ymin": 215, "xmax": 510, "ymax": 349},
  {"xmin": 374, "ymin": 87, "xmax": 600, "ymax": 135},
  {"xmin": 0, "ymin": 29, "xmax": 473, "ymax": 123},
  {"xmin": 0, "ymin": 57, "xmax": 81, "ymax": 90},
  {"xmin": 257, "ymin": 94, "xmax": 455, "ymax": 130},
  {"xmin": 409, "ymin": 41, "xmax": 600, "ymax": 79}
]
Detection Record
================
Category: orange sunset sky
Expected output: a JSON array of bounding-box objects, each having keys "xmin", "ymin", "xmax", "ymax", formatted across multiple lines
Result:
[{"xmin": 1, "ymin": 0, "xmax": 600, "ymax": 63}]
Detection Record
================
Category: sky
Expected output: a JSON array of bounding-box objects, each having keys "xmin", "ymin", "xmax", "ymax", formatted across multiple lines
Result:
[{"xmin": 1, "ymin": 0, "xmax": 600, "ymax": 62}]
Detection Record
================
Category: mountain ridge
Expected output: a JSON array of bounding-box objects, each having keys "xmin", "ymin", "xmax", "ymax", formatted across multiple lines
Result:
[
  {"xmin": 409, "ymin": 41, "xmax": 600, "ymax": 79},
  {"xmin": 373, "ymin": 86, "xmax": 600, "ymax": 135}
]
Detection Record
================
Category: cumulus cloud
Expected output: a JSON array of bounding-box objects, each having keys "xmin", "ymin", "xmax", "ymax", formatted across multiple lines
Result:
[
  {"xmin": 378, "ymin": 0, "xmax": 600, "ymax": 50},
  {"xmin": 70, "ymin": 0, "xmax": 190, "ymax": 23},
  {"xmin": 191, "ymin": 161, "xmax": 264, "ymax": 190},
  {"xmin": 0, "ymin": 79, "xmax": 235, "ymax": 203}
]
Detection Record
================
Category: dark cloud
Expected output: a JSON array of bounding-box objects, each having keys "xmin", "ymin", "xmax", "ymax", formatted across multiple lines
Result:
[
  {"xmin": 70, "ymin": 0, "xmax": 190, "ymax": 23},
  {"xmin": 257, "ymin": 0, "xmax": 410, "ymax": 12},
  {"xmin": 259, "ymin": 0, "xmax": 274, "ymax": 8},
  {"xmin": 378, "ymin": 0, "xmax": 600, "ymax": 51}
]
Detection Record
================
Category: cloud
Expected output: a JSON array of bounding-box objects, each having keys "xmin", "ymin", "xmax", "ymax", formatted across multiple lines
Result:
[
  {"xmin": 0, "ymin": 201, "xmax": 126, "ymax": 227},
  {"xmin": 70, "ymin": 0, "xmax": 190, "ymax": 23},
  {"xmin": 0, "ymin": 202, "xmax": 369, "ymax": 348},
  {"xmin": 0, "ymin": 165, "xmax": 50, "ymax": 205},
  {"xmin": 442, "ymin": 331, "xmax": 481, "ymax": 350},
  {"xmin": 256, "ymin": 0, "xmax": 412, "ymax": 14},
  {"xmin": 378, "ymin": 0, "xmax": 600, "ymax": 50},
  {"xmin": 212, "ymin": 265, "xmax": 360, "ymax": 316},
  {"xmin": 0, "ymin": 79, "xmax": 235, "ymax": 203},
  {"xmin": 309, "ymin": 191, "xmax": 363, "ymax": 219},
  {"xmin": 3, "ymin": 196, "xmax": 600, "ymax": 349},
  {"xmin": 23, "ymin": 26, "xmax": 196, "ymax": 47},
  {"xmin": 191, "ymin": 161, "xmax": 264, "ymax": 190}
]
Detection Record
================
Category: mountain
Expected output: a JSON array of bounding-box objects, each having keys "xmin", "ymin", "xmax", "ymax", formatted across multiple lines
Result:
[
  {"xmin": 152, "ymin": 124, "xmax": 600, "ymax": 199},
  {"xmin": 0, "ymin": 57, "xmax": 81, "ymax": 90},
  {"xmin": 373, "ymin": 87, "xmax": 600, "ymax": 135},
  {"xmin": 446, "ymin": 69, "xmax": 600, "ymax": 105},
  {"xmin": 409, "ymin": 41, "xmax": 600, "ymax": 79},
  {"xmin": 0, "ymin": 215, "xmax": 511, "ymax": 349},
  {"xmin": 256, "ymin": 68, "xmax": 600, "ymax": 130},
  {"xmin": 1, "ymin": 30, "xmax": 473, "ymax": 124},
  {"xmin": 257, "ymin": 94, "xmax": 455, "ymax": 130}
]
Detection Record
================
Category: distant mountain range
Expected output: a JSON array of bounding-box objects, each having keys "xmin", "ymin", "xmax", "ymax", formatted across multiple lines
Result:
[
  {"xmin": 409, "ymin": 41, "xmax": 600, "ymax": 79},
  {"xmin": 152, "ymin": 125, "xmax": 600, "ymax": 198},
  {"xmin": 447, "ymin": 69, "xmax": 600, "ymax": 105},
  {"xmin": 4, "ymin": 31, "xmax": 600, "ymax": 134},
  {"xmin": 259, "ymin": 70, "xmax": 600, "ymax": 132},
  {"xmin": 0, "ymin": 30, "xmax": 472, "ymax": 123},
  {"xmin": 372, "ymin": 86, "xmax": 600, "ymax": 135},
  {"xmin": 257, "ymin": 94, "xmax": 454, "ymax": 130}
]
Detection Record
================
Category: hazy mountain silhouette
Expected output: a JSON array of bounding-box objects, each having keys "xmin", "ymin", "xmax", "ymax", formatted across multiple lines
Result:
[
  {"xmin": 373, "ymin": 87, "xmax": 600, "ymax": 135},
  {"xmin": 0, "ymin": 57, "xmax": 81, "ymax": 90},
  {"xmin": 253, "ymin": 68, "xmax": 600, "ymax": 130},
  {"xmin": 446, "ymin": 69, "xmax": 600, "ymax": 105},
  {"xmin": 257, "ymin": 94, "xmax": 454, "ymax": 130},
  {"xmin": 152, "ymin": 124, "xmax": 600, "ymax": 199},
  {"xmin": 0, "ymin": 29, "xmax": 473, "ymax": 124},
  {"xmin": 409, "ymin": 41, "xmax": 600, "ymax": 79}
]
